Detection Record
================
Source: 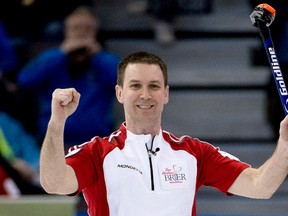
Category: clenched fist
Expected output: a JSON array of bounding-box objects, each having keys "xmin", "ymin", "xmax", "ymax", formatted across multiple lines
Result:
[{"xmin": 51, "ymin": 88, "xmax": 81, "ymax": 123}]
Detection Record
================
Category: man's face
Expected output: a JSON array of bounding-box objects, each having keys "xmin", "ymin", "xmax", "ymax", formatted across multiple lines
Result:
[
  {"xmin": 65, "ymin": 14, "xmax": 96, "ymax": 40},
  {"xmin": 116, "ymin": 63, "xmax": 169, "ymax": 125}
]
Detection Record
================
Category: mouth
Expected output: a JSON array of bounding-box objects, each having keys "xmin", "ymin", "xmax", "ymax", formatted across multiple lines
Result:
[{"xmin": 137, "ymin": 105, "xmax": 154, "ymax": 110}]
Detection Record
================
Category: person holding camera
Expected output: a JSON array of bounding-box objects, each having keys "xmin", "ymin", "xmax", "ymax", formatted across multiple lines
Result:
[{"xmin": 17, "ymin": 6, "xmax": 121, "ymax": 148}]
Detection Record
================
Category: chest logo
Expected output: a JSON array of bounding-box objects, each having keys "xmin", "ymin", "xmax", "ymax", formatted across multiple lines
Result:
[
  {"xmin": 158, "ymin": 159, "xmax": 191, "ymax": 190},
  {"xmin": 161, "ymin": 164, "xmax": 187, "ymax": 184}
]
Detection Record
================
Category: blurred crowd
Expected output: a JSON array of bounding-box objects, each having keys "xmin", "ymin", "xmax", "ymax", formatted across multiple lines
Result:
[{"xmin": 0, "ymin": 0, "xmax": 121, "ymax": 197}]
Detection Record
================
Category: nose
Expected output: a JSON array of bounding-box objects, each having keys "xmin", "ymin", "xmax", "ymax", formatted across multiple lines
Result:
[{"xmin": 140, "ymin": 87, "xmax": 151, "ymax": 99}]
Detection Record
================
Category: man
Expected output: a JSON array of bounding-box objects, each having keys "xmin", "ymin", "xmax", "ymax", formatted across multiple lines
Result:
[
  {"xmin": 40, "ymin": 51, "xmax": 288, "ymax": 216},
  {"xmin": 17, "ymin": 6, "xmax": 120, "ymax": 146}
]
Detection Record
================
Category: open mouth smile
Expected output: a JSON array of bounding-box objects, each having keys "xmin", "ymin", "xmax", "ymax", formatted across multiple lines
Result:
[{"xmin": 137, "ymin": 105, "xmax": 154, "ymax": 109}]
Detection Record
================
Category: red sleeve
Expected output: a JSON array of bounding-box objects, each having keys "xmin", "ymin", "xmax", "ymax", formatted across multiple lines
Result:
[
  {"xmin": 65, "ymin": 142, "xmax": 100, "ymax": 195},
  {"xmin": 196, "ymin": 142, "xmax": 250, "ymax": 195},
  {"xmin": 65, "ymin": 137, "xmax": 117, "ymax": 196}
]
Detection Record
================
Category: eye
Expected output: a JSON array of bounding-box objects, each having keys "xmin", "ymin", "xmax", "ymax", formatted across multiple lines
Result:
[
  {"xmin": 150, "ymin": 84, "xmax": 161, "ymax": 90},
  {"xmin": 130, "ymin": 83, "xmax": 141, "ymax": 89}
]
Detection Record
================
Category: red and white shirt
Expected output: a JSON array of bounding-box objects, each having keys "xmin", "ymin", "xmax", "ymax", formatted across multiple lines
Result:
[{"xmin": 66, "ymin": 123, "xmax": 250, "ymax": 216}]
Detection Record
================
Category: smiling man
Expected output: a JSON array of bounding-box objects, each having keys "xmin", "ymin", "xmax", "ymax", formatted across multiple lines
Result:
[{"xmin": 40, "ymin": 51, "xmax": 288, "ymax": 216}]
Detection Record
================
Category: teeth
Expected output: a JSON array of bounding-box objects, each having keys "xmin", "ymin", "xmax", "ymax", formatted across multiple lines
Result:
[{"xmin": 138, "ymin": 105, "xmax": 152, "ymax": 109}]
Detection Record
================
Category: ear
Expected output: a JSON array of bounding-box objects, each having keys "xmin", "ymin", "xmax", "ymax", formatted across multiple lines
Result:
[
  {"xmin": 115, "ymin": 85, "xmax": 124, "ymax": 104},
  {"xmin": 164, "ymin": 85, "xmax": 169, "ymax": 104}
]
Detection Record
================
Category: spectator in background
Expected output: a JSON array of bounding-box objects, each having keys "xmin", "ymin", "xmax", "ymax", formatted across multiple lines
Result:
[
  {"xmin": 0, "ymin": 128, "xmax": 20, "ymax": 197},
  {"xmin": 0, "ymin": 112, "xmax": 40, "ymax": 172},
  {"xmin": 0, "ymin": 157, "xmax": 20, "ymax": 197},
  {"xmin": 0, "ymin": 20, "xmax": 42, "ymax": 195},
  {"xmin": 0, "ymin": 121, "xmax": 43, "ymax": 195},
  {"xmin": 147, "ymin": 0, "xmax": 178, "ymax": 45},
  {"xmin": 0, "ymin": 76, "xmax": 41, "ymax": 195},
  {"xmin": 17, "ymin": 6, "xmax": 121, "ymax": 148},
  {"xmin": 0, "ymin": 0, "xmax": 94, "ymax": 73}
]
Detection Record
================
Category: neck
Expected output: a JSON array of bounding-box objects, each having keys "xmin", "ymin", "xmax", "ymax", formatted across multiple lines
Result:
[{"xmin": 125, "ymin": 120, "xmax": 161, "ymax": 136}]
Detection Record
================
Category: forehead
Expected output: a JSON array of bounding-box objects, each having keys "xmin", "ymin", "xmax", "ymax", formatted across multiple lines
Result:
[
  {"xmin": 66, "ymin": 15, "xmax": 95, "ymax": 27},
  {"xmin": 124, "ymin": 63, "xmax": 164, "ymax": 83}
]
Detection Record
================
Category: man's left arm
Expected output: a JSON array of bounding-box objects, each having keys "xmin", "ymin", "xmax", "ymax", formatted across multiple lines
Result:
[{"xmin": 228, "ymin": 116, "xmax": 288, "ymax": 198}]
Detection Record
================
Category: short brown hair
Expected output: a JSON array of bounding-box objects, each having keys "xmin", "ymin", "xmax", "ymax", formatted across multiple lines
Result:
[
  {"xmin": 65, "ymin": 6, "xmax": 99, "ymax": 29},
  {"xmin": 117, "ymin": 51, "xmax": 168, "ymax": 87}
]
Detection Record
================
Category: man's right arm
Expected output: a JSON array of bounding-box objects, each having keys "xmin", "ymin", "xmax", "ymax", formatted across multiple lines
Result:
[{"xmin": 39, "ymin": 88, "xmax": 80, "ymax": 195}]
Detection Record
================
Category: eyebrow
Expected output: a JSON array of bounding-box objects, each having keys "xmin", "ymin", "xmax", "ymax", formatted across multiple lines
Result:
[
  {"xmin": 128, "ymin": 79, "xmax": 162, "ymax": 84},
  {"xmin": 129, "ymin": 79, "xmax": 140, "ymax": 83}
]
